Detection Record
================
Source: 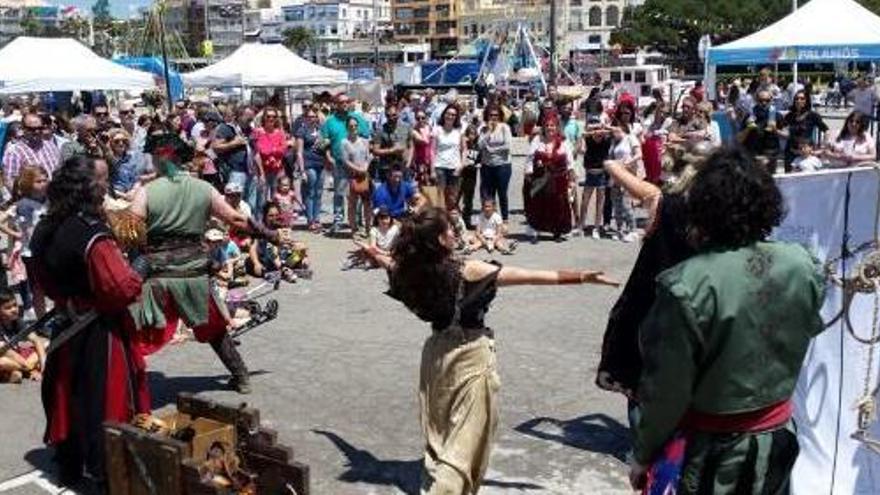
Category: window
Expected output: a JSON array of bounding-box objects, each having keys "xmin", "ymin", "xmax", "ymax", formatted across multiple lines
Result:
[
  {"xmin": 635, "ymin": 71, "xmax": 646, "ymax": 83},
  {"xmin": 623, "ymin": 71, "xmax": 632, "ymax": 82},
  {"xmin": 588, "ymin": 34, "xmax": 600, "ymax": 44},
  {"xmin": 610, "ymin": 71, "xmax": 621, "ymax": 83},
  {"xmin": 641, "ymin": 85, "xmax": 651, "ymax": 97},
  {"xmin": 570, "ymin": 0, "xmax": 582, "ymax": 5},
  {"xmin": 589, "ymin": 6, "xmax": 601, "ymax": 26},
  {"xmin": 606, "ymin": 6, "xmax": 619, "ymax": 27}
]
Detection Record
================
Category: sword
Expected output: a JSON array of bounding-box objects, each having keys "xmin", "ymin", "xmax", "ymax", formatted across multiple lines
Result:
[
  {"xmin": 45, "ymin": 310, "xmax": 100, "ymax": 355},
  {"xmin": 0, "ymin": 308, "xmax": 59, "ymax": 357}
]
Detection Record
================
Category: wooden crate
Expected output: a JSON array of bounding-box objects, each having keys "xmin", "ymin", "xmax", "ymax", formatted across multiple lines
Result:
[
  {"xmin": 105, "ymin": 393, "xmax": 310, "ymax": 495},
  {"xmin": 159, "ymin": 412, "xmax": 236, "ymax": 463}
]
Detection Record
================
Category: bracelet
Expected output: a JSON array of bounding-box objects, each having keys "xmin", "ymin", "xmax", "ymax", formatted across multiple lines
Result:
[{"xmin": 557, "ymin": 270, "xmax": 584, "ymax": 285}]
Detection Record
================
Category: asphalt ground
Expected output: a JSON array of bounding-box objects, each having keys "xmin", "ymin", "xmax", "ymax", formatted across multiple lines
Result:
[{"xmin": 0, "ymin": 141, "xmax": 641, "ymax": 495}]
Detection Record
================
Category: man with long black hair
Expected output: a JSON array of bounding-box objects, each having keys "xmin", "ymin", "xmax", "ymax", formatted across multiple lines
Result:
[{"xmin": 30, "ymin": 156, "xmax": 147, "ymax": 486}]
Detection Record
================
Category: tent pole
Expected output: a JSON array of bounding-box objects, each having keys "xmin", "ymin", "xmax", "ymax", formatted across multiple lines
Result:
[{"xmin": 158, "ymin": 2, "xmax": 174, "ymax": 111}]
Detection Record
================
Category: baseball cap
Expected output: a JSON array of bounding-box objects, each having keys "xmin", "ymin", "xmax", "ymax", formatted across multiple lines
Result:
[
  {"xmin": 224, "ymin": 182, "xmax": 243, "ymax": 194},
  {"xmin": 205, "ymin": 228, "xmax": 225, "ymax": 242}
]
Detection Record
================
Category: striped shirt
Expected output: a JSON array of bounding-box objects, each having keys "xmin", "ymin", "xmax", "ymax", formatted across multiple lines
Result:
[{"xmin": 2, "ymin": 138, "xmax": 61, "ymax": 188}]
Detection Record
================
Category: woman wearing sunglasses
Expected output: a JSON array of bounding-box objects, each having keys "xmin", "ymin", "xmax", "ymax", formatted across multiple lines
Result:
[
  {"xmin": 431, "ymin": 104, "xmax": 468, "ymax": 210},
  {"xmin": 252, "ymin": 106, "xmax": 291, "ymax": 199}
]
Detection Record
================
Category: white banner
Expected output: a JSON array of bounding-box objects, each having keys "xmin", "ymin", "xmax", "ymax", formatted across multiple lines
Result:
[{"xmin": 773, "ymin": 167, "xmax": 880, "ymax": 494}]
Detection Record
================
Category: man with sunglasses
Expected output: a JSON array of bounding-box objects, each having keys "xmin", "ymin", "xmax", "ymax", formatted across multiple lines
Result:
[
  {"xmin": 322, "ymin": 93, "xmax": 371, "ymax": 234},
  {"xmin": 92, "ymin": 104, "xmax": 112, "ymax": 133},
  {"xmin": 371, "ymin": 104, "xmax": 412, "ymax": 182},
  {"xmin": 117, "ymin": 102, "xmax": 136, "ymax": 136},
  {"xmin": 2, "ymin": 113, "xmax": 61, "ymax": 189},
  {"xmin": 60, "ymin": 114, "xmax": 109, "ymax": 163},
  {"xmin": 740, "ymin": 90, "xmax": 782, "ymax": 169}
]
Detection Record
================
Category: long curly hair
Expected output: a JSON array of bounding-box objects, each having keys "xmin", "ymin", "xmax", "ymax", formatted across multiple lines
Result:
[
  {"xmin": 687, "ymin": 147, "xmax": 784, "ymax": 250},
  {"xmin": 389, "ymin": 207, "xmax": 461, "ymax": 325},
  {"xmin": 43, "ymin": 156, "xmax": 105, "ymax": 227}
]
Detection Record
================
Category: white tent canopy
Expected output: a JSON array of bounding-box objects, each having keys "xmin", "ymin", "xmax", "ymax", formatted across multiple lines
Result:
[
  {"xmin": 0, "ymin": 37, "xmax": 156, "ymax": 94},
  {"xmin": 183, "ymin": 43, "xmax": 349, "ymax": 88},
  {"xmin": 708, "ymin": 0, "xmax": 880, "ymax": 65}
]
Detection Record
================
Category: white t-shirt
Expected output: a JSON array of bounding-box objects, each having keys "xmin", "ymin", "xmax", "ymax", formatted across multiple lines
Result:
[
  {"xmin": 477, "ymin": 211, "xmax": 504, "ymax": 239},
  {"xmin": 525, "ymin": 138, "xmax": 575, "ymax": 174},
  {"xmin": 792, "ymin": 155, "xmax": 822, "ymax": 172},
  {"xmin": 610, "ymin": 132, "xmax": 644, "ymax": 178},
  {"xmin": 830, "ymin": 134, "xmax": 877, "ymax": 166},
  {"xmin": 370, "ymin": 223, "xmax": 400, "ymax": 251},
  {"xmin": 433, "ymin": 127, "xmax": 463, "ymax": 170}
]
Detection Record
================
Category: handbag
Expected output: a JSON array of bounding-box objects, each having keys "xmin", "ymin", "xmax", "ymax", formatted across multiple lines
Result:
[
  {"xmin": 420, "ymin": 184, "xmax": 443, "ymax": 208},
  {"xmin": 350, "ymin": 174, "xmax": 370, "ymax": 196}
]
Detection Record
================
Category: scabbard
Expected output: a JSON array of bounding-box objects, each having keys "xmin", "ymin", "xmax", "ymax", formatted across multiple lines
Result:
[{"xmin": 0, "ymin": 308, "xmax": 59, "ymax": 356}]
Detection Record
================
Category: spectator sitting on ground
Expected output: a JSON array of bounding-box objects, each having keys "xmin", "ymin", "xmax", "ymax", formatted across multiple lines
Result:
[
  {"xmin": 372, "ymin": 166, "xmax": 415, "ymax": 219},
  {"xmin": 206, "ymin": 228, "xmax": 247, "ymax": 287},
  {"xmin": 246, "ymin": 202, "xmax": 310, "ymax": 282},
  {"xmin": 0, "ymin": 289, "xmax": 45, "ymax": 383},
  {"xmin": 344, "ymin": 207, "xmax": 401, "ymax": 270},
  {"xmin": 224, "ymin": 182, "xmax": 252, "ymax": 250},
  {"xmin": 467, "ymin": 199, "xmax": 516, "ymax": 255}
]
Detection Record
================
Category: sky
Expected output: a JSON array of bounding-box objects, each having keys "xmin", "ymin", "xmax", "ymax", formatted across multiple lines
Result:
[{"xmin": 50, "ymin": 0, "xmax": 153, "ymax": 19}]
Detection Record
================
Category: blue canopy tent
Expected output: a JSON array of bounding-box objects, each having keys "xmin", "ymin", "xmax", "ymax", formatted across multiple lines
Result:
[
  {"xmin": 706, "ymin": 0, "xmax": 880, "ymax": 91},
  {"xmin": 114, "ymin": 56, "xmax": 184, "ymax": 103}
]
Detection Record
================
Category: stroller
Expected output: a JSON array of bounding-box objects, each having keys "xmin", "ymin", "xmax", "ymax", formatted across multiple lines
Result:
[{"xmin": 217, "ymin": 271, "xmax": 282, "ymax": 344}]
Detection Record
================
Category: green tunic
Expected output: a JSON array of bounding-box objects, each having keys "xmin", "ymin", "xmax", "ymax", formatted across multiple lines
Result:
[
  {"xmin": 128, "ymin": 175, "xmax": 218, "ymax": 330},
  {"xmin": 634, "ymin": 241, "xmax": 825, "ymax": 493}
]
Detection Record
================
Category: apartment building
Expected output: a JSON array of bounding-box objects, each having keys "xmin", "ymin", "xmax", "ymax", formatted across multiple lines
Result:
[
  {"xmin": 281, "ymin": 0, "xmax": 392, "ymax": 62},
  {"xmin": 391, "ymin": 0, "xmax": 459, "ymax": 58}
]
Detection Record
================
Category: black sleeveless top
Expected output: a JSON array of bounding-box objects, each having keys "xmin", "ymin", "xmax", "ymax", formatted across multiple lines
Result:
[
  {"xmin": 450, "ymin": 261, "xmax": 501, "ymax": 331},
  {"xmin": 389, "ymin": 260, "xmax": 501, "ymax": 332},
  {"xmin": 30, "ymin": 214, "xmax": 111, "ymax": 298}
]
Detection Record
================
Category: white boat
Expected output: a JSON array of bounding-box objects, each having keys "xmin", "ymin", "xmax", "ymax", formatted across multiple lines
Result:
[{"xmin": 596, "ymin": 64, "xmax": 695, "ymax": 109}]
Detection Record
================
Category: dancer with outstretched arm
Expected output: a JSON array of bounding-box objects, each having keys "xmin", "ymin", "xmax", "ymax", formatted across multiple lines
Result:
[{"xmin": 383, "ymin": 207, "xmax": 619, "ymax": 495}]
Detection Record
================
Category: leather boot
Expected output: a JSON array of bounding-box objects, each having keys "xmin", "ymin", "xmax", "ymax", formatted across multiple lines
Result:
[{"xmin": 209, "ymin": 335, "xmax": 251, "ymax": 394}]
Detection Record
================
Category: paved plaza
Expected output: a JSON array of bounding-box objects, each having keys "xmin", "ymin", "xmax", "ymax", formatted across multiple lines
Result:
[{"xmin": 0, "ymin": 151, "xmax": 640, "ymax": 494}]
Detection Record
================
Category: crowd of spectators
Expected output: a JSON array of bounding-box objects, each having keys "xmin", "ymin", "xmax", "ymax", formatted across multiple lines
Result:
[{"xmin": 0, "ymin": 68, "xmax": 876, "ymax": 381}]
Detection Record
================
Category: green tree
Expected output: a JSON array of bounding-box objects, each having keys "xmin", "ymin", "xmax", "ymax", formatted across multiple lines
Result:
[
  {"xmin": 612, "ymin": 0, "xmax": 880, "ymax": 71},
  {"xmin": 19, "ymin": 10, "xmax": 44, "ymax": 36},
  {"xmin": 92, "ymin": 0, "xmax": 112, "ymax": 23},
  {"xmin": 282, "ymin": 27, "xmax": 315, "ymax": 56}
]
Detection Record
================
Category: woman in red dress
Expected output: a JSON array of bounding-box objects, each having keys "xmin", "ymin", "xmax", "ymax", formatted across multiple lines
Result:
[
  {"xmin": 524, "ymin": 113, "xmax": 576, "ymax": 242},
  {"xmin": 29, "ymin": 156, "xmax": 147, "ymax": 486}
]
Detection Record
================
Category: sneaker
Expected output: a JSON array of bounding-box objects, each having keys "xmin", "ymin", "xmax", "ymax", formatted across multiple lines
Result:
[
  {"xmin": 621, "ymin": 231, "xmax": 640, "ymax": 243},
  {"xmin": 591, "ymin": 228, "xmax": 601, "ymax": 240}
]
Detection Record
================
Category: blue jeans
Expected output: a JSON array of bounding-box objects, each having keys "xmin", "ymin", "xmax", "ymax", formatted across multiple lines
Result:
[
  {"xmin": 479, "ymin": 164, "xmax": 512, "ymax": 220},
  {"xmin": 332, "ymin": 165, "xmax": 348, "ymax": 224},
  {"xmin": 264, "ymin": 170, "xmax": 281, "ymax": 200},
  {"xmin": 302, "ymin": 166, "xmax": 324, "ymax": 225}
]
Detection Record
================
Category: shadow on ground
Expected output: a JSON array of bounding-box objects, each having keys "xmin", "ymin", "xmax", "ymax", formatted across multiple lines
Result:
[
  {"xmin": 514, "ymin": 413, "xmax": 631, "ymax": 462},
  {"xmin": 22, "ymin": 447, "xmax": 102, "ymax": 494},
  {"xmin": 313, "ymin": 429, "xmax": 543, "ymax": 494},
  {"xmin": 147, "ymin": 370, "xmax": 270, "ymax": 409}
]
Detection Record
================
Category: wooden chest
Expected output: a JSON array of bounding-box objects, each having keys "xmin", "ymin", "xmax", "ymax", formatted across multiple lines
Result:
[{"xmin": 104, "ymin": 393, "xmax": 310, "ymax": 495}]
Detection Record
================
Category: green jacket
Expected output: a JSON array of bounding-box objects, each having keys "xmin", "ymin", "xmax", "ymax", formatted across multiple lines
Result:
[{"xmin": 634, "ymin": 241, "xmax": 825, "ymax": 465}]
